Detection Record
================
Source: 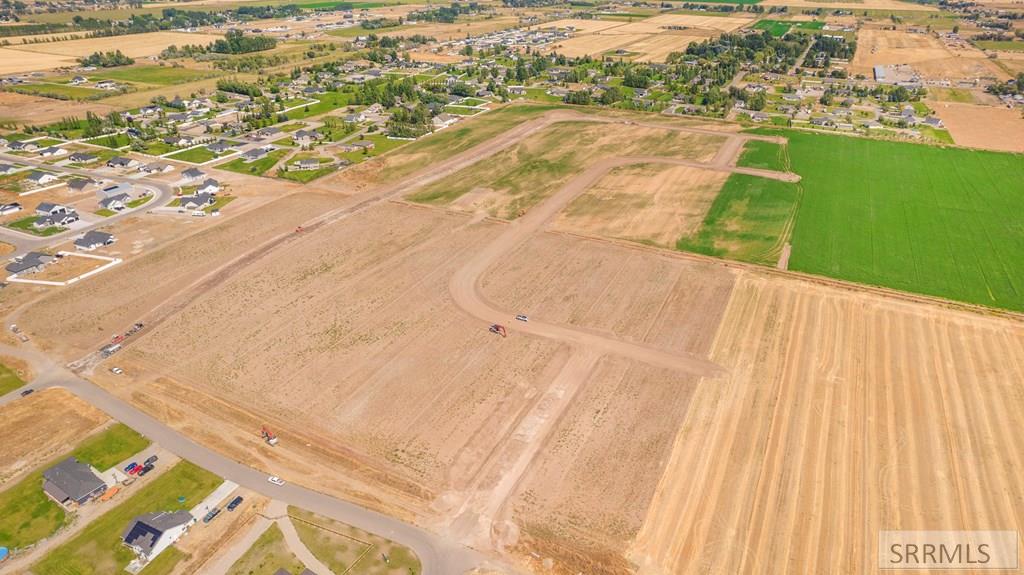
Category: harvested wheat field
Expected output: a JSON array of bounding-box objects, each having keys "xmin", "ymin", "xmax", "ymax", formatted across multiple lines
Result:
[
  {"xmin": 851, "ymin": 28, "xmax": 1007, "ymax": 80},
  {"xmin": 620, "ymin": 33, "xmax": 705, "ymax": 62},
  {"xmin": 5, "ymin": 31, "xmax": 223, "ymax": 59},
  {"xmin": 632, "ymin": 271, "xmax": 1024, "ymax": 574},
  {"xmin": 0, "ymin": 388, "xmax": 110, "ymax": 484},
  {"xmin": 551, "ymin": 163, "xmax": 728, "ymax": 246},
  {"xmin": 550, "ymin": 33, "xmax": 647, "ymax": 58},
  {"xmin": 0, "ymin": 92, "xmax": 117, "ymax": 125},
  {"xmin": 384, "ymin": 17, "xmax": 519, "ymax": 41},
  {"xmin": 537, "ymin": 18, "xmax": 629, "ymax": 34},
  {"xmin": 761, "ymin": 0, "xmax": 936, "ymax": 9},
  {"xmin": 931, "ymin": 101, "xmax": 1024, "ymax": 152},
  {"xmin": 0, "ymin": 47, "xmax": 77, "ymax": 74}
]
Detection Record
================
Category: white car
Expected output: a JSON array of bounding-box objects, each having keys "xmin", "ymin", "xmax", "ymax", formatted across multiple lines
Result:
[
  {"xmin": 111, "ymin": 367, "xmax": 124, "ymax": 375},
  {"xmin": 267, "ymin": 476, "xmax": 285, "ymax": 486},
  {"xmin": 515, "ymin": 314, "xmax": 529, "ymax": 322}
]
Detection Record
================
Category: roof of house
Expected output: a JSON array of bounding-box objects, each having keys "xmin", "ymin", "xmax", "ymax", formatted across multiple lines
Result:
[
  {"xmin": 75, "ymin": 230, "xmax": 114, "ymax": 248},
  {"xmin": 242, "ymin": 148, "xmax": 269, "ymax": 159},
  {"xmin": 182, "ymin": 167, "xmax": 205, "ymax": 178},
  {"xmin": 181, "ymin": 192, "xmax": 214, "ymax": 207},
  {"xmin": 69, "ymin": 152, "xmax": 96, "ymax": 161},
  {"xmin": 36, "ymin": 202, "xmax": 62, "ymax": 213},
  {"xmin": 0, "ymin": 163, "xmax": 15, "ymax": 172},
  {"xmin": 42, "ymin": 457, "xmax": 104, "ymax": 503},
  {"xmin": 5, "ymin": 251, "xmax": 54, "ymax": 274},
  {"xmin": 99, "ymin": 193, "xmax": 131, "ymax": 208},
  {"xmin": 199, "ymin": 178, "xmax": 219, "ymax": 189},
  {"xmin": 27, "ymin": 170, "xmax": 53, "ymax": 181},
  {"xmin": 108, "ymin": 156, "xmax": 133, "ymax": 166},
  {"xmin": 298, "ymin": 159, "xmax": 320, "ymax": 167},
  {"xmin": 122, "ymin": 511, "xmax": 193, "ymax": 556}
]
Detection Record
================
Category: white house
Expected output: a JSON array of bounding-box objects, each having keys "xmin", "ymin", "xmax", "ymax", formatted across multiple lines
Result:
[
  {"xmin": 195, "ymin": 179, "xmax": 220, "ymax": 195},
  {"xmin": 122, "ymin": 511, "xmax": 195, "ymax": 564}
]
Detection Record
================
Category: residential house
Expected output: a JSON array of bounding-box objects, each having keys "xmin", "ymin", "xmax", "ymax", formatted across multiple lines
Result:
[
  {"xmin": 196, "ymin": 179, "xmax": 220, "ymax": 195},
  {"xmin": 38, "ymin": 146, "xmax": 67, "ymax": 158},
  {"xmin": 255, "ymin": 127, "xmax": 281, "ymax": 140},
  {"xmin": 68, "ymin": 152, "xmax": 97, "ymax": 164},
  {"xmin": 139, "ymin": 105, "xmax": 162, "ymax": 116},
  {"xmin": 122, "ymin": 511, "xmax": 195, "ymax": 564},
  {"xmin": 0, "ymin": 163, "xmax": 18, "ymax": 175},
  {"xmin": 164, "ymin": 135, "xmax": 194, "ymax": 147},
  {"xmin": 0, "ymin": 202, "xmax": 21, "ymax": 216},
  {"xmin": 26, "ymin": 171, "xmax": 59, "ymax": 186},
  {"xmin": 273, "ymin": 569, "xmax": 318, "ymax": 575},
  {"xmin": 140, "ymin": 162, "xmax": 173, "ymax": 174},
  {"xmin": 241, "ymin": 147, "xmax": 272, "ymax": 162},
  {"xmin": 8, "ymin": 141, "xmax": 38, "ymax": 152},
  {"xmin": 206, "ymin": 140, "xmax": 234, "ymax": 154},
  {"xmin": 70, "ymin": 76, "xmax": 88, "ymax": 85},
  {"xmin": 97, "ymin": 182, "xmax": 134, "ymax": 200},
  {"xmin": 179, "ymin": 193, "xmax": 215, "ymax": 209},
  {"xmin": 96, "ymin": 80, "xmax": 118, "ymax": 90},
  {"xmin": 292, "ymin": 129, "xmax": 321, "ymax": 147},
  {"xmin": 34, "ymin": 211, "xmax": 79, "ymax": 229},
  {"xmin": 107, "ymin": 156, "xmax": 137, "ymax": 169},
  {"xmin": 750, "ymin": 111, "xmax": 770, "ymax": 123},
  {"xmin": 181, "ymin": 167, "xmax": 206, "ymax": 182},
  {"xmin": 41, "ymin": 457, "xmax": 106, "ymax": 507},
  {"xmin": 99, "ymin": 194, "xmax": 130, "ymax": 211},
  {"xmin": 432, "ymin": 113, "xmax": 459, "ymax": 130},
  {"xmin": 292, "ymin": 158, "xmax": 321, "ymax": 171},
  {"xmin": 67, "ymin": 178, "xmax": 96, "ymax": 193},
  {"xmin": 74, "ymin": 230, "xmax": 115, "ymax": 251},
  {"xmin": 343, "ymin": 112, "xmax": 365, "ymax": 123}
]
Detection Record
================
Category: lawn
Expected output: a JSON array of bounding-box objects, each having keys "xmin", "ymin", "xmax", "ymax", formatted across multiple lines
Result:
[
  {"xmin": 0, "ymin": 424, "xmax": 150, "ymax": 552},
  {"xmin": 7, "ymin": 216, "xmax": 62, "ymax": 237},
  {"xmin": 127, "ymin": 195, "xmax": 153, "ymax": 209},
  {"xmin": 677, "ymin": 174, "xmax": 800, "ymax": 265},
  {"xmin": 217, "ymin": 149, "xmax": 289, "ymax": 176},
  {"xmin": 205, "ymin": 195, "xmax": 236, "ymax": 212},
  {"xmin": 277, "ymin": 165, "xmax": 336, "ymax": 183},
  {"xmin": 165, "ymin": 146, "xmax": 221, "ymax": 164},
  {"xmin": 10, "ymin": 83, "xmax": 107, "ymax": 100},
  {"xmin": 278, "ymin": 91, "xmax": 353, "ymax": 121},
  {"xmin": 33, "ymin": 460, "xmax": 220, "ymax": 575},
  {"xmin": 290, "ymin": 507, "xmax": 421, "ymax": 574},
  {"xmin": 91, "ymin": 66, "xmax": 216, "ymax": 86},
  {"xmin": 765, "ymin": 129, "xmax": 1024, "ymax": 310},
  {"xmin": 974, "ymin": 40, "xmax": 1024, "ymax": 52},
  {"xmin": 336, "ymin": 133, "xmax": 409, "ymax": 164},
  {"xmin": 140, "ymin": 140, "xmax": 180, "ymax": 156},
  {"xmin": 226, "ymin": 523, "xmax": 305, "ymax": 575},
  {"xmin": 0, "ymin": 362, "xmax": 25, "ymax": 396},
  {"xmin": 443, "ymin": 105, "xmax": 482, "ymax": 116},
  {"xmin": 737, "ymin": 140, "xmax": 789, "ymax": 172},
  {"xmin": 753, "ymin": 19, "xmax": 823, "ymax": 37},
  {"xmin": 86, "ymin": 133, "xmax": 131, "ymax": 149}
]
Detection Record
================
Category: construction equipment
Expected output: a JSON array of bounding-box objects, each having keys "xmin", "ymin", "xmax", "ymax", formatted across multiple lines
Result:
[
  {"xmin": 111, "ymin": 334, "xmax": 125, "ymax": 345},
  {"xmin": 489, "ymin": 324, "xmax": 507, "ymax": 338},
  {"xmin": 260, "ymin": 425, "xmax": 279, "ymax": 446}
]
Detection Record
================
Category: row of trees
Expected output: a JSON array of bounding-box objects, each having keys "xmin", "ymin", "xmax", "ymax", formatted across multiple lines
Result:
[
  {"xmin": 161, "ymin": 30, "xmax": 277, "ymax": 59},
  {"xmin": 78, "ymin": 50, "xmax": 134, "ymax": 67}
]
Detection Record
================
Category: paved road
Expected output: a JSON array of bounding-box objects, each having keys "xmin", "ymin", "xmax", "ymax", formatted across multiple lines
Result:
[
  {"xmin": 0, "ymin": 153, "xmax": 174, "ymax": 258},
  {"xmin": 0, "ymin": 345, "xmax": 497, "ymax": 575}
]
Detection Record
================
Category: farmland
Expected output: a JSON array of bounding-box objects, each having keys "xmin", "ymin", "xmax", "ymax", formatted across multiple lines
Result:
[
  {"xmin": 90, "ymin": 65, "xmax": 219, "ymax": 86},
  {"xmin": 779, "ymin": 130, "xmax": 1024, "ymax": 311}
]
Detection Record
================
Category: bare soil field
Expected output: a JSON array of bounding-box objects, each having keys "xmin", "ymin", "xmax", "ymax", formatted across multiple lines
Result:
[
  {"xmin": 930, "ymin": 101, "xmax": 1024, "ymax": 152},
  {"xmin": 550, "ymin": 163, "xmax": 728, "ymax": 247},
  {"xmin": 536, "ymin": 18, "xmax": 628, "ymax": 34},
  {"xmin": 6, "ymin": 31, "xmax": 224, "ymax": 59},
  {"xmin": 18, "ymin": 192, "xmax": 342, "ymax": 358},
  {"xmin": 0, "ymin": 92, "xmax": 117, "ymax": 125},
  {"xmin": 633, "ymin": 271, "xmax": 1024, "ymax": 574},
  {"xmin": 851, "ymin": 28, "xmax": 1007, "ymax": 80},
  {"xmin": 619, "ymin": 33, "xmax": 705, "ymax": 62},
  {"xmin": 0, "ymin": 388, "xmax": 110, "ymax": 484},
  {"xmin": 549, "ymin": 33, "xmax": 647, "ymax": 58},
  {"xmin": 761, "ymin": 0, "xmax": 937, "ymax": 9},
  {"xmin": 541, "ymin": 14, "xmax": 749, "ymax": 59},
  {"xmin": 409, "ymin": 121, "xmax": 725, "ymax": 219},
  {"xmin": 0, "ymin": 47, "xmax": 78, "ymax": 73},
  {"xmin": 384, "ymin": 16, "xmax": 520, "ymax": 41}
]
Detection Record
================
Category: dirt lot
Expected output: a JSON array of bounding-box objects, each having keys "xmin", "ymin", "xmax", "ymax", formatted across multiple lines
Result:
[
  {"xmin": 760, "ymin": 0, "xmax": 937, "ymax": 9},
  {"xmin": 6, "ymin": 31, "xmax": 223, "ymax": 59},
  {"xmin": 382, "ymin": 16, "xmax": 520, "ymax": 42},
  {"xmin": 0, "ymin": 92, "xmax": 117, "ymax": 126},
  {"xmin": 541, "ymin": 14, "xmax": 750, "ymax": 59},
  {"xmin": 550, "ymin": 163, "xmax": 727, "ymax": 247},
  {"xmin": 632, "ymin": 270, "xmax": 1024, "ymax": 574},
  {"xmin": 851, "ymin": 28, "xmax": 1007, "ymax": 80},
  {"xmin": 930, "ymin": 101, "xmax": 1024, "ymax": 152},
  {"xmin": 0, "ymin": 388, "xmax": 110, "ymax": 484}
]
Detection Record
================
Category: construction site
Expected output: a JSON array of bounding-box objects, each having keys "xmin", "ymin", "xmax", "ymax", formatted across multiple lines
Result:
[{"xmin": 11, "ymin": 107, "xmax": 1024, "ymax": 575}]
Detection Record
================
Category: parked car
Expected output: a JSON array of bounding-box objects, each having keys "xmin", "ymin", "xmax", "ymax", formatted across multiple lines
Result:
[
  {"xmin": 515, "ymin": 314, "xmax": 529, "ymax": 322},
  {"xmin": 144, "ymin": 455, "xmax": 158, "ymax": 466},
  {"xmin": 19, "ymin": 388, "xmax": 34, "ymax": 397},
  {"xmin": 191, "ymin": 210, "xmax": 206, "ymax": 217},
  {"xmin": 203, "ymin": 508, "xmax": 221, "ymax": 523},
  {"xmin": 129, "ymin": 464, "xmax": 144, "ymax": 475},
  {"xmin": 227, "ymin": 496, "xmax": 244, "ymax": 511},
  {"xmin": 124, "ymin": 462, "xmax": 138, "ymax": 473},
  {"xmin": 137, "ymin": 464, "xmax": 154, "ymax": 477},
  {"xmin": 267, "ymin": 476, "xmax": 285, "ymax": 486},
  {"xmin": 110, "ymin": 367, "xmax": 124, "ymax": 375}
]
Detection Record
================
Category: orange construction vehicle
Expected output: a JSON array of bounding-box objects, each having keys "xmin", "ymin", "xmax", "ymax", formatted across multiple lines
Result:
[{"xmin": 260, "ymin": 425, "xmax": 279, "ymax": 446}]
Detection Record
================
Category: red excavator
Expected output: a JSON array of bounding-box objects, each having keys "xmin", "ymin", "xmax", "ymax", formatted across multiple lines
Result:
[
  {"xmin": 489, "ymin": 324, "xmax": 507, "ymax": 338},
  {"xmin": 260, "ymin": 425, "xmax": 279, "ymax": 446}
]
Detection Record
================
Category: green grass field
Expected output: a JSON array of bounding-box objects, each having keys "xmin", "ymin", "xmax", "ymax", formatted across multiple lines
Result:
[
  {"xmin": 91, "ymin": 66, "xmax": 217, "ymax": 86},
  {"xmin": 772, "ymin": 129, "xmax": 1024, "ymax": 310},
  {"xmin": 10, "ymin": 83, "xmax": 107, "ymax": 100},
  {"xmin": 677, "ymin": 174, "xmax": 800, "ymax": 264},
  {"xmin": 218, "ymin": 149, "xmax": 289, "ymax": 176},
  {"xmin": 290, "ymin": 507, "xmax": 421, "ymax": 574},
  {"xmin": 166, "ymin": 146, "xmax": 220, "ymax": 164},
  {"xmin": 737, "ymin": 140, "xmax": 789, "ymax": 172},
  {"xmin": 753, "ymin": 19, "xmax": 823, "ymax": 37},
  {"xmin": 279, "ymin": 91, "xmax": 353, "ymax": 120},
  {"xmin": 33, "ymin": 460, "xmax": 220, "ymax": 575},
  {"xmin": 0, "ymin": 424, "xmax": 150, "ymax": 552},
  {"xmin": 7, "ymin": 216, "xmax": 62, "ymax": 237},
  {"xmin": 0, "ymin": 363, "xmax": 25, "ymax": 396},
  {"xmin": 226, "ymin": 523, "xmax": 305, "ymax": 575},
  {"xmin": 974, "ymin": 40, "xmax": 1024, "ymax": 52},
  {"xmin": 87, "ymin": 133, "xmax": 131, "ymax": 149},
  {"xmin": 278, "ymin": 165, "xmax": 336, "ymax": 183}
]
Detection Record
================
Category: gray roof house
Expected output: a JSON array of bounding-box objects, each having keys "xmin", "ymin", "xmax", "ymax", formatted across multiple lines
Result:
[
  {"xmin": 69, "ymin": 152, "xmax": 97, "ymax": 163},
  {"xmin": 180, "ymin": 193, "xmax": 215, "ymax": 209},
  {"xmin": 206, "ymin": 140, "xmax": 234, "ymax": 154},
  {"xmin": 26, "ymin": 171, "xmax": 58, "ymax": 185},
  {"xmin": 67, "ymin": 177, "xmax": 96, "ymax": 192},
  {"xmin": 34, "ymin": 211, "xmax": 79, "ymax": 229},
  {"xmin": 241, "ymin": 147, "xmax": 271, "ymax": 162},
  {"xmin": 36, "ymin": 202, "xmax": 70, "ymax": 216},
  {"xmin": 181, "ymin": 167, "xmax": 206, "ymax": 181},
  {"xmin": 122, "ymin": 511, "xmax": 195, "ymax": 562},
  {"xmin": 107, "ymin": 156, "xmax": 136, "ymax": 168},
  {"xmin": 99, "ymin": 193, "xmax": 131, "ymax": 211},
  {"xmin": 5, "ymin": 251, "xmax": 55, "ymax": 275},
  {"xmin": 0, "ymin": 163, "xmax": 17, "ymax": 175},
  {"xmin": 97, "ymin": 182, "xmax": 133, "ymax": 200},
  {"xmin": 75, "ymin": 230, "xmax": 115, "ymax": 251},
  {"xmin": 42, "ymin": 457, "xmax": 106, "ymax": 507}
]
